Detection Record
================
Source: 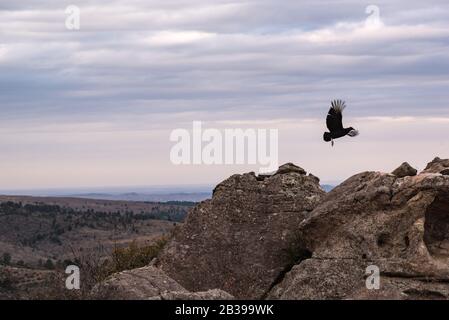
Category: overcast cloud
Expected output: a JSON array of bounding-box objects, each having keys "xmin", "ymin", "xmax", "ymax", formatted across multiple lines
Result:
[{"xmin": 1, "ymin": 1, "xmax": 448, "ymax": 189}]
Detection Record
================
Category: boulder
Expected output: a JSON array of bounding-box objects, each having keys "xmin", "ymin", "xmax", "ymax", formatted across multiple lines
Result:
[
  {"xmin": 423, "ymin": 157, "xmax": 449, "ymax": 174},
  {"xmin": 91, "ymin": 266, "xmax": 234, "ymax": 300},
  {"xmin": 268, "ymin": 159, "xmax": 449, "ymax": 300},
  {"xmin": 156, "ymin": 164, "xmax": 325, "ymax": 299},
  {"xmin": 91, "ymin": 266, "xmax": 186, "ymax": 299},
  {"xmin": 275, "ymin": 163, "xmax": 306, "ymax": 175},
  {"xmin": 391, "ymin": 162, "xmax": 417, "ymax": 178}
]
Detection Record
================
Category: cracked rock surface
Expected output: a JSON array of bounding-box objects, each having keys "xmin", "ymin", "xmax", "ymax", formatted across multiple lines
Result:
[
  {"xmin": 268, "ymin": 160, "xmax": 449, "ymax": 300},
  {"xmin": 156, "ymin": 166, "xmax": 325, "ymax": 299}
]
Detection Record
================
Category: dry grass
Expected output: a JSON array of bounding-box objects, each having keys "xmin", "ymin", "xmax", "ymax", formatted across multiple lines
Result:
[
  {"xmin": 0, "ymin": 235, "xmax": 170, "ymax": 300},
  {"xmin": 106, "ymin": 237, "xmax": 168, "ymax": 276}
]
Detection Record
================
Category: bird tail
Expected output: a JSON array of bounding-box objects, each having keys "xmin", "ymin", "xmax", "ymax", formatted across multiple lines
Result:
[
  {"xmin": 348, "ymin": 129, "xmax": 359, "ymax": 137},
  {"xmin": 331, "ymin": 100, "xmax": 346, "ymax": 113}
]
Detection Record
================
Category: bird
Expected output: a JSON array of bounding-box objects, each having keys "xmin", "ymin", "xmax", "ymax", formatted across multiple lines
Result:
[{"xmin": 323, "ymin": 100, "xmax": 359, "ymax": 146}]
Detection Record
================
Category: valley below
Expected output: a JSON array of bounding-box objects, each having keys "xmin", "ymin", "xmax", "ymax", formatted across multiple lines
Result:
[{"xmin": 0, "ymin": 195, "xmax": 193, "ymax": 299}]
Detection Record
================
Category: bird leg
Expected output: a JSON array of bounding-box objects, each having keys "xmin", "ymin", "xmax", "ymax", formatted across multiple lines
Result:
[{"xmin": 331, "ymin": 139, "xmax": 334, "ymax": 147}]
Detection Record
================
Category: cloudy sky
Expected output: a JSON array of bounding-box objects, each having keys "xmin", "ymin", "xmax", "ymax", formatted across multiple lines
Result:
[{"xmin": 1, "ymin": 0, "xmax": 449, "ymax": 190}]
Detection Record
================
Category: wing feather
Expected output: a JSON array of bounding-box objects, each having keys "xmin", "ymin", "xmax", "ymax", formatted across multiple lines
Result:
[{"xmin": 326, "ymin": 100, "xmax": 345, "ymax": 132}]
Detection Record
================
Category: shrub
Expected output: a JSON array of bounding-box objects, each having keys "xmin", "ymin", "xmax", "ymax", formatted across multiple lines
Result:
[
  {"xmin": 107, "ymin": 237, "xmax": 168, "ymax": 275},
  {"xmin": 44, "ymin": 259, "xmax": 55, "ymax": 270},
  {"xmin": 28, "ymin": 236, "xmax": 170, "ymax": 299},
  {"xmin": 0, "ymin": 268, "xmax": 14, "ymax": 291},
  {"xmin": 1, "ymin": 253, "xmax": 11, "ymax": 266},
  {"xmin": 65, "ymin": 235, "xmax": 169, "ymax": 298}
]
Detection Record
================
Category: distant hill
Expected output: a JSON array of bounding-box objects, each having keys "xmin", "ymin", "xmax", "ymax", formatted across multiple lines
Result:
[
  {"xmin": 0, "ymin": 195, "xmax": 193, "ymax": 270},
  {"xmin": 321, "ymin": 184, "xmax": 335, "ymax": 192},
  {"xmin": 69, "ymin": 192, "xmax": 211, "ymax": 202},
  {"xmin": 0, "ymin": 185, "xmax": 213, "ymax": 203}
]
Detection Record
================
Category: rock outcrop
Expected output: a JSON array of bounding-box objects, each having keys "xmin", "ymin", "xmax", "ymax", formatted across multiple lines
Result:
[
  {"xmin": 268, "ymin": 159, "xmax": 449, "ymax": 300},
  {"xmin": 156, "ymin": 166, "xmax": 325, "ymax": 299},
  {"xmin": 97, "ymin": 157, "xmax": 449, "ymax": 300},
  {"xmin": 275, "ymin": 163, "xmax": 307, "ymax": 175},
  {"xmin": 423, "ymin": 157, "xmax": 449, "ymax": 174},
  {"xmin": 391, "ymin": 162, "xmax": 417, "ymax": 178},
  {"xmin": 91, "ymin": 266, "xmax": 233, "ymax": 300}
]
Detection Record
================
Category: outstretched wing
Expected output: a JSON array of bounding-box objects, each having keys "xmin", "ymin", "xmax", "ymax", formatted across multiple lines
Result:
[{"xmin": 326, "ymin": 100, "xmax": 346, "ymax": 132}]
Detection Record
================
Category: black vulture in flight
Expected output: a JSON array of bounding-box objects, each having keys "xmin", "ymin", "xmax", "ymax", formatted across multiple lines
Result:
[{"xmin": 323, "ymin": 100, "xmax": 359, "ymax": 146}]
